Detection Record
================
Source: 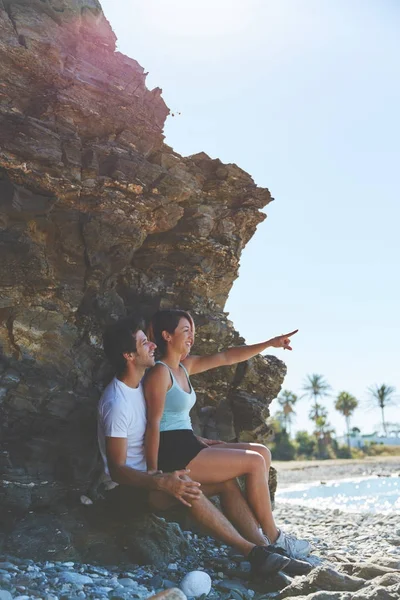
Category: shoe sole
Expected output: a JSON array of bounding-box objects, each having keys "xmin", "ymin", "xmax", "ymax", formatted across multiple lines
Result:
[{"xmin": 283, "ymin": 559, "xmax": 313, "ymax": 576}]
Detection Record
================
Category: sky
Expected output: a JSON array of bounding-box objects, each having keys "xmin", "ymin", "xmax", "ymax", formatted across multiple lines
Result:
[{"xmin": 100, "ymin": 0, "xmax": 400, "ymax": 437}]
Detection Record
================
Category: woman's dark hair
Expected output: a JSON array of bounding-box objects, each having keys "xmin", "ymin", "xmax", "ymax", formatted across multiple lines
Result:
[
  {"xmin": 103, "ymin": 315, "xmax": 145, "ymax": 377},
  {"xmin": 149, "ymin": 309, "xmax": 194, "ymax": 358}
]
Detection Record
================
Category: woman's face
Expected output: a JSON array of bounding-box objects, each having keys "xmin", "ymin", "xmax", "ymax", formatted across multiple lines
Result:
[{"xmin": 169, "ymin": 317, "xmax": 194, "ymax": 359}]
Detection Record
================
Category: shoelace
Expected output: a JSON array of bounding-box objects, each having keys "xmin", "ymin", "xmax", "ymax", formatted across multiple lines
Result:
[
  {"xmin": 262, "ymin": 533, "xmax": 272, "ymax": 546},
  {"xmin": 263, "ymin": 529, "xmax": 304, "ymax": 549},
  {"xmin": 282, "ymin": 531, "xmax": 297, "ymax": 542}
]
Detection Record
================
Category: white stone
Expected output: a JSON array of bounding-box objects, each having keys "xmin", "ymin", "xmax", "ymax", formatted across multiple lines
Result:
[
  {"xmin": 59, "ymin": 571, "xmax": 93, "ymax": 585},
  {"xmin": 80, "ymin": 494, "xmax": 93, "ymax": 505},
  {"xmin": 180, "ymin": 571, "xmax": 212, "ymax": 598},
  {"xmin": 118, "ymin": 578, "xmax": 136, "ymax": 587}
]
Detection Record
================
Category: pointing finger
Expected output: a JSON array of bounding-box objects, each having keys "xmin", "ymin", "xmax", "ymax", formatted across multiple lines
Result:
[{"xmin": 283, "ymin": 329, "xmax": 298, "ymax": 337}]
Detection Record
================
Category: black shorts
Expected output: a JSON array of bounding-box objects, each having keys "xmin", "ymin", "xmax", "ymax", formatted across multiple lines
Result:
[
  {"xmin": 158, "ymin": 429, "xmax": 207, "ymax": 472},
  {"xmin": 104, "ymin": 484, "xmax": 149, "ymax": 517}
]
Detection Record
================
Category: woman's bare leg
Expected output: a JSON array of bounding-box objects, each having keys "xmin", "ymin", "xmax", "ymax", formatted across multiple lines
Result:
[
  {"xmin": 216, "ymin": 442, "xmax": 271, "ymax": 469},
  {"xmin": 199, "ymin": 442, "xmax": 275, "ymax": 541},
  {"xmin": 187, "ymin": 448, "xmax": 279, "ymax": 542},
  {"xmin": 201, "ymin": 480, "xmax": 267, "ymax": 546}
]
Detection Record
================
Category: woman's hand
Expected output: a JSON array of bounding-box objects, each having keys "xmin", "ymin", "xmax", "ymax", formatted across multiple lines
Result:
[
  {"xmin": 268, "ymin": 329, "xmax": 298, "ymax": 351},
  {"xmin": 148, "ymin": 469, "xmax": 163, "ymax": 475},
  {"xmin": 197, "ymin": 435, "xmax": 226, "ymax": 447}
]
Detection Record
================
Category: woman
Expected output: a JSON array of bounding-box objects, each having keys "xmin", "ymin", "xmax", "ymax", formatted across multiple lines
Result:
[{"xmin": 144, "ymin": 309, "xmax": 309, "ymax": 558}]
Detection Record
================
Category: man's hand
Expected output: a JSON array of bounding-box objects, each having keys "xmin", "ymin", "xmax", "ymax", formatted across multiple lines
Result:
[
  {"xmin": 268, "ymin": 329, "xmax": 298, "ymax": 351},
  {"xmin": 154, "ymin": 469, "xmax": 202, "ymax": 507}
]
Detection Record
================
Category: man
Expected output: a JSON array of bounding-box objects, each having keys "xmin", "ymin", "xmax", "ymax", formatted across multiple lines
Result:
[{"xmin": 97, "ymin": 316, "xmax": 311, "ymax": 579}]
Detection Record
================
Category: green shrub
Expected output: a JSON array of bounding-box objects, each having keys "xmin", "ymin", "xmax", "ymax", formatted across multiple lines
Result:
[
  {"xmin": 270, "ymin": 438, "xmax": 296, "ymax": 461},
  {"xmin": 295, "ymin": 430, "xmax": 316, "ymax": 458},
  {"xmin": 362, "ymin": 444, "xmax": 400, "ymax": 457},
  {"xmin": 270, "ymin": 427, "xmax": 296, "ymax": 461},
  {"xmin": 335, "ymin": 445, "xmax": 352, "ymax": 459}
]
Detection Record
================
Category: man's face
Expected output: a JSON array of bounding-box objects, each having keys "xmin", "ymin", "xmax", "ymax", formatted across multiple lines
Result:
[{"xmin": 134, "ymin": 330, "xmax": 156, "ymax": 368}]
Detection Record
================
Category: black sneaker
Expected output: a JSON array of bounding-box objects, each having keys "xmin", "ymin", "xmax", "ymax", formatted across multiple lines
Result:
[
  {"xmin": 264, "ymin": 544, "xmax": 313, "ymax": 576},
  {"xmin": 248, "ymin": 546, "xmax": 291, "ymax": 578}
]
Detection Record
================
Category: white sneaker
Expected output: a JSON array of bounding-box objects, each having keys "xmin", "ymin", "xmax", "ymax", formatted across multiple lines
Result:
[{"xmin": 273, "ymin": 529, "xmax": 311, "ymax": 559}]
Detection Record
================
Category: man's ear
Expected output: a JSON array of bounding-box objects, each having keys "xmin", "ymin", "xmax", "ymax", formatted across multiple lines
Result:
[{"xmin": 122, "ymin": 351, "xmax": 135, "ymax": 363}]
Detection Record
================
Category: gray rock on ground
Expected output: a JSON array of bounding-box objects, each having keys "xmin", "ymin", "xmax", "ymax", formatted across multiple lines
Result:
[
  {"xmin": 341, "ymin": 563, "xmax": 398, "ymax": 579},
  {"xmin": 351, "ymin": 583, "xmax": 400, "ymax": 600},
  {"xmin": 148, "ymin": 589, "xmax": 187, "ymax": 599}
]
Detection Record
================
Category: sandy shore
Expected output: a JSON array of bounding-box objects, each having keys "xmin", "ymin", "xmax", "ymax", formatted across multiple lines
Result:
[{"xmin": 274, "ymin": 455, "xmax": 400, "ymax": 488}]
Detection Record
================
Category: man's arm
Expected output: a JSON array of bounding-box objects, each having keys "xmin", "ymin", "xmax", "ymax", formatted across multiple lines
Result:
[{"xmin": 105, "ymin": 437, "xmax": 201, "ymax": 507}]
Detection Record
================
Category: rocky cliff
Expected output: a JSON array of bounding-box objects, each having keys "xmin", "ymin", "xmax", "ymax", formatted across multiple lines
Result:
[{"xmin": 0, "ymin": 0, "xmax": 286, "ymax": 561}]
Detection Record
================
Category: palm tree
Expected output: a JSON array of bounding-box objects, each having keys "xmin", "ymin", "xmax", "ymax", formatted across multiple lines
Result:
[
  {"xmin": 277, "ymin": 390, "xmax": 298, "ymax": 436},
  {"xmin": 308, "ymin": 404, "xmax": 332, "ymax": 458},
  {"xmin": 308, "ymin": 403, "xmax": 329, "ymax": 440},
  {"xmin": 368, "ymin": 384, "xmax": 396, "ymax": 436},
  {"xmin": 302, "ymin": 374, "xmax": 331, "ymax": 420},
  {"xmin": 302, "ymin": 374, "xmax": 331, "ymax": 456},
  {"xmin": 335, "ymin": 391, "xmax": 358, "ymax": 448}
]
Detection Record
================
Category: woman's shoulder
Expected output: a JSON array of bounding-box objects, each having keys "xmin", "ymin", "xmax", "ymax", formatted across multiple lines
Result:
[{"xmin": 143, "ymin": 362, "xmax": 171, "ymax": 387}]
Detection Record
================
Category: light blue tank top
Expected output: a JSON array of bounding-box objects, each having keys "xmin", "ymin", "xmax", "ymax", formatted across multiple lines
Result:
[{"xmin": 156, "ymin": 361, "xmax": 197, "ymax": 432}]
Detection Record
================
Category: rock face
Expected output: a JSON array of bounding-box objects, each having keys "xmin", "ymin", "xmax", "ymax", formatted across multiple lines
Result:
[{"xmin": 0, "ymin": 0, "xmax": 285, "ymax": 558}]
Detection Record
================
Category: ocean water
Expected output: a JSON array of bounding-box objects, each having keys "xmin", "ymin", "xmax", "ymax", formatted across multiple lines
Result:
[{"xmin": 276, "ymin": 476, "xmax": 400, "ymax": 514}]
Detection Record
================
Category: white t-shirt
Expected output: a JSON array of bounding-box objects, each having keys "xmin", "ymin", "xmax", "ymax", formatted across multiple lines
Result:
[{"xmin": 97, "ymin": 377, "xmax": 147, "ymax": 482}]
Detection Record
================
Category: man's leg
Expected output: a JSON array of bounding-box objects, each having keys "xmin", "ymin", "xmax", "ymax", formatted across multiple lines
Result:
[
  {"xmin": 149, "ymin": 487, "xmax": 254, "ymax": 556},
  {"xmin": 149, "ymin": 482, "xmax": 291, "ymax": 576},
  {"xmin": 185, "ymin": 482, "xmax": 312, "ymax": 575},
  {"xmin": 150, "ymin": 478, "xmax": 267, "ymax": 548}
]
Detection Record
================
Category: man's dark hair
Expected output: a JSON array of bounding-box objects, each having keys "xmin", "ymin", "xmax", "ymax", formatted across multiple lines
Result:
[{"xmin": 103, "ymin": 315, "xmax": 145, "ymax": 377}]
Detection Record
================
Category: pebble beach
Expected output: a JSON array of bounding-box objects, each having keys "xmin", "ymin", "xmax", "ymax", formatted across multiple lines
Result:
[{"xmin": 1, "ymin": 456, "xmax": 400, "ymax": 600}]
